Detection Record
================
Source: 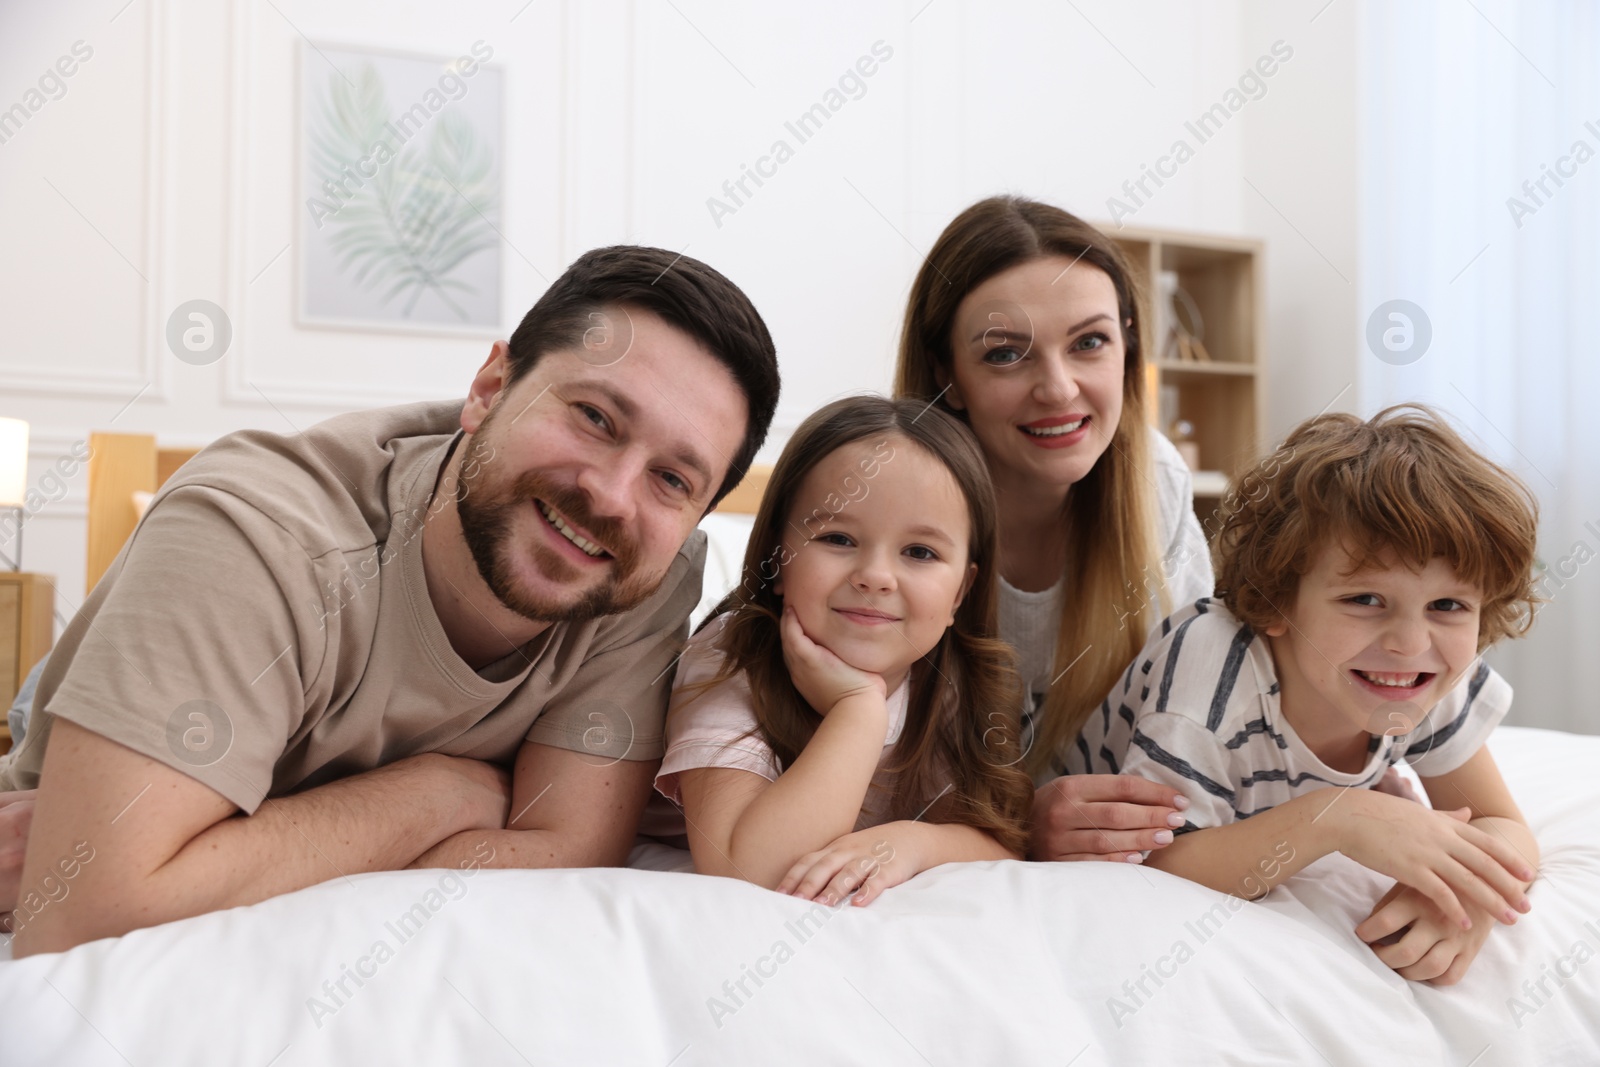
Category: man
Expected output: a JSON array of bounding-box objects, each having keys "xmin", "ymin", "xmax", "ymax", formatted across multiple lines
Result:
[{"xmin": 0, "ymin": 245, "xmax": 779, "ymax": 957}]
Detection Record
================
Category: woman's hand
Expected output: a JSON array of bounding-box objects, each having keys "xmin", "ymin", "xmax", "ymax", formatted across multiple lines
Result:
[
  {"xmin": 776, "ymin": 825, "xmax": 914, "ymax": 907},
  {"xmin": 1356, "ymin": 881, "xmax": 1495, "ymax": 985},
  {"xmin": 1332, "ymin": 792, "xmax": 1534, "ymax": 932},
  {"xmin": 1029, "ymin": 774, "xmax": 1188, "ymax": 862},
  {"xmin": 779, "ymin": 604, "xmax": 887, "ymax": 716}
]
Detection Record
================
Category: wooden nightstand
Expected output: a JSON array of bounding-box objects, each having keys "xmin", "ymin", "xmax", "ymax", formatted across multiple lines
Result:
[{"xmin": 1, "ymin": 572, "xmax": 55, "ymax": 755}]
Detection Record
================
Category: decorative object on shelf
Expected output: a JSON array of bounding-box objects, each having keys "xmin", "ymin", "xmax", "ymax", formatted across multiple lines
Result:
[
  {"xmin": 298, "ymin": 42, "xmax": 504, "ymax": 334},
  {"xmin": 1157, "ymin": 270, "xmax": 1212, "ymax": 364},
  {"xmin": 1109, "ymin": 226, "xmax": 1263, "ymax": 517},
  {"xmin": 1169, "ymin": 417, "xmax": 1201, "ymax": 472},
  {"xmin": 0, "ymin": 417, "xmax": 27, "ymax": 572}
]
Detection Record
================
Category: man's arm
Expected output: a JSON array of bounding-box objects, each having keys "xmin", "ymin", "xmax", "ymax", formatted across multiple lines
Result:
[
  {"xmin": 408, "ymin": 740, "xmax": 657, "ymax": 870},
  {"xmin": 10, "ymin": 719, "xmax": 510, "ymax": 957}
]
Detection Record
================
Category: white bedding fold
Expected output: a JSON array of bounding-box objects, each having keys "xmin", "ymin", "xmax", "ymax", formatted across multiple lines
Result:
[{"xmin": 0, "ymin": 726, "xmax": 1595, "ymax": 1066}]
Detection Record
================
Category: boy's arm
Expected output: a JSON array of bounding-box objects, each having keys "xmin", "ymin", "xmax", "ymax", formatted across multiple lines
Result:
[
  {"xmin": 1147, "ymin": 783, "xmax": 1533, "ymax": 927},
  {"xmin": 1355, "ymin": 746, "xmax": 1539, "ymax": 983},
  {"xmin": 1144, "ymin": 791, "xmax": 1332, "ymax": 896},
  {"xmin": 1416, "ymin": 745, "xmax": 1539, "ymax": 875}
]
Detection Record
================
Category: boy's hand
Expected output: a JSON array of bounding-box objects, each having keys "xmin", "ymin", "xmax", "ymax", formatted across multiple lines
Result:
[
  {"xmin": 1334, "ymin": 792, "xmax": 1534, "ymax": 932},
  {"xmin": 779, "ymin": 604, "xmax": 888, "ymax": 715},
  {"xmin": 1356, "ymin": 881, "xmax": 1494, "ymax": 985},
  {"xmin": 776, "ymin": 825, "xmax": 911, "ymax": 907}
]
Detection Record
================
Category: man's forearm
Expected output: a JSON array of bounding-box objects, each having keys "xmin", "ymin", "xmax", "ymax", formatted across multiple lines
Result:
[
  {"xmin": 409, "ymin": 825, "xmax": 626, "ymax": 871},
  {"xmin": 168, "ymin": 756, "xmax": 474, "ymax": 904},
  {"xmin": 14, "ymin": 754, "xmax": 475, "ymax": 955}
]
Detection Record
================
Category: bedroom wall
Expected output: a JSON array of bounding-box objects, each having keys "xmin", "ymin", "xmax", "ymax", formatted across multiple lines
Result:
[
  {"xmin": 21, "ymin": 2, "xmax": 1581, "ymax": 734},
  {"xmin": 4, "ymin": 0, "xmax": 1274, "ymax": 620}
]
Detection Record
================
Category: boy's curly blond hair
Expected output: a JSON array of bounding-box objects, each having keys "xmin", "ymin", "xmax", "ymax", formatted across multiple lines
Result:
[{"xmin": 1213, "ymin": 404, "xmax": 1541, "ymax": 651}]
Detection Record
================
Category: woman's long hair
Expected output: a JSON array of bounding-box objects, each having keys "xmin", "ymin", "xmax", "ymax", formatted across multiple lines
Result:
[
  {"xmin": 690, "ymin": 396, "xmax": 1033, "ymax": 854},
  {"xmin": 893, "ymin": 196, "xmax": 1168, "ymax": 779}
]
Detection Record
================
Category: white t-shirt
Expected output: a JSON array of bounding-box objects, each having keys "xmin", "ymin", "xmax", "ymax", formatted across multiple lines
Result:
[
  {"xmin": 1003, "ymin": 427, "xmax": 1214, "ymax": 748},
  {"xmin": 652, "ymin": 613, "xmax": 917, "ymax": 834},
  {"xmin": 1061, "ymin": 598, "xmax": 1512, "ymax": 833}
]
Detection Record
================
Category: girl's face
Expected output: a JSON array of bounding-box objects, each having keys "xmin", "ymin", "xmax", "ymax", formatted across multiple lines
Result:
[
  {"xmin": 774, "ymin": 435, "xmax": 978, "ymax": 695},
  {"xmin": 939, "ymin": 257, "xmax": 1127, "ymax": 499}
]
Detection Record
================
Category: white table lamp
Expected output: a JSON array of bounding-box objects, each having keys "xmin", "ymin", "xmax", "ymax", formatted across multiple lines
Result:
[{"xmin": 0, "ymin": 417, "xmax": 29, "ymax": 571}]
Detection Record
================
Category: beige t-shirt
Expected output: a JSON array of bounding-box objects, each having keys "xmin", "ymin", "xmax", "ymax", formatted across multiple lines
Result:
[{"xmin": 0, "ymin": 400, "xmax": 705, "ymax": 812}]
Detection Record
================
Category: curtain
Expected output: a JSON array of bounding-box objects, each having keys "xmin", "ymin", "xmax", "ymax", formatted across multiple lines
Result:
[{"xmin": 1360, "ymin": 0, "xmax": 1599, "ymax": 733}]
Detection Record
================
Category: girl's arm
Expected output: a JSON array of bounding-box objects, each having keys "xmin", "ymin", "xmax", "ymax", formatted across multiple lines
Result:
[
  {"xmin": 777, "ymin": 819, "xmax": 1019, "ymax": 907},
  {"xmin": 677, "ymin": 690, "xmax": 888, "ymax": 888},
  {"xmin": 1145, "ymin": 784, "xmax": 1534, "ymax": 929},
  {"xmin": 677, "ymin": 606, "xmax": 891, "ymax": 888}
]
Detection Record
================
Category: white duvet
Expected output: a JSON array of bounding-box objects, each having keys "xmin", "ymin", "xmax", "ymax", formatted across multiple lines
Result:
[{"xmin": 1, "ymin": 725, "xmax": 1597, "ymax": 1066}]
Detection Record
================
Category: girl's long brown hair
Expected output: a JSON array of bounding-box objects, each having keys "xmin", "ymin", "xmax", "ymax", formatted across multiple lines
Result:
[
  {"xmin": 893, "ymin": 196, "xmax": 1168, "ymax": 779},
  {"xmin": 690, "ymin": 396, "xmax": 1033, "ymax": 854}
]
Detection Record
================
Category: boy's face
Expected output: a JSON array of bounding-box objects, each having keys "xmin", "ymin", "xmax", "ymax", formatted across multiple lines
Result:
[{"xmin": 1265, "ymin": 542, "xmax": 1483, "ymax": 741}]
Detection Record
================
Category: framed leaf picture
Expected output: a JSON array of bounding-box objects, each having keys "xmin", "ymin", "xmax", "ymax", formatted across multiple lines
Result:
[{"xmin": 297, "ymin": 42, "xmax": 503, "ymax": 334}]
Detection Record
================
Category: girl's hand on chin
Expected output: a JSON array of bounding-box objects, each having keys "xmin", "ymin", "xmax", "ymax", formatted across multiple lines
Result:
[{"xmin": 779, "ymin": 604, "xmax": 888, "ymax": 714}]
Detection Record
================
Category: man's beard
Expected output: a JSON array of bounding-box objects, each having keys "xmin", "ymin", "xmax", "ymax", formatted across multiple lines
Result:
[{"xmin": 456, "ymin": 442, "xmax": 655, "ymax": 624}]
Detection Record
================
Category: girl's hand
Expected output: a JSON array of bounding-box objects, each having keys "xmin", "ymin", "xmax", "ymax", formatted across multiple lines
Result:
[
  {"xmin": 776, "ymin": 826, "xmax": 913, "ymax": 907},
  {"xmin": 779, "ymin": 604, "xmax": 887, "ymax": 715},
  {"xmin": 1029, "ymin": 774, "xmax": 1188, "ymax": 862},
  {"xmin": 1355, "ymin": 881, "xmax": 1495, "ymax": 985},
  {"xmin": 1334, "ymin": 792, "xmax": 1534, "ymax": 932}
]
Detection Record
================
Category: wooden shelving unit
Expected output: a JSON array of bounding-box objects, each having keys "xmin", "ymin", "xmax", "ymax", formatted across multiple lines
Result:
[
  {"xmin": 1103, "ymin": 225, "xmax": 1265, "ymax": 514},
  {"xmin": 1, "ymin": 572, "xmax": 55, "ymax": 756}
]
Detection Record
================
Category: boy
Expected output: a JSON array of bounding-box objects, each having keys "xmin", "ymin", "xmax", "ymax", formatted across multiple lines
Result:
[{"xmin": 1067, "ymin": 405, "xmax": 1541, "ymax": 986}]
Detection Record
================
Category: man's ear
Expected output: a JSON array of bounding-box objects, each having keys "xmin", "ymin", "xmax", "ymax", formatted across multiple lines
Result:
[
  {"xmin": 933, "ymin": 362, "xmax": 965, "ymax": 412},
  {"xmin": 462, "ymin": 340, "xmax": 512, "ymax": 434}
]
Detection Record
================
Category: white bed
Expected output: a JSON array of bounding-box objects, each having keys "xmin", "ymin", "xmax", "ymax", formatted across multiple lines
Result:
[{"xmin": 1, "ymin": 724, "xmax": 1596, "ymax": 1065}]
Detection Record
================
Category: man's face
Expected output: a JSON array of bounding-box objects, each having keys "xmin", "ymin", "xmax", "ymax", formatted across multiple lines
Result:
[{"xmin": 457, "ymin": 306, "xmax": 748, "ymax": 622}]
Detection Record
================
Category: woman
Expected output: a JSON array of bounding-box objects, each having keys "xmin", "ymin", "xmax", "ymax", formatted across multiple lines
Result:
[{"xmin": 894, "ymin": 196, "xmax": 1213, "ymax": 863}]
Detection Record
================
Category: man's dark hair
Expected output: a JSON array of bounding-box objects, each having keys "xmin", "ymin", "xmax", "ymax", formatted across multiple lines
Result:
[{"xmin": 506, "ymin": 245, "xmax": 780, "ymax": 508}]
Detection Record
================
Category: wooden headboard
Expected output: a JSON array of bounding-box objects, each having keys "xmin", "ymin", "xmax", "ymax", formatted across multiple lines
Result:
[{"xmin": 84, "ymin": 433, "xmax": 773, "ymax": 592}]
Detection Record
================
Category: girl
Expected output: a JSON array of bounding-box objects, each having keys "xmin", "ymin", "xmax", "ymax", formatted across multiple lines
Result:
[
  {"xmin": 894, "ymin": 195, "xmax": 1209, "ymax": 863},
  {"xmin": 654, "ymin": 396, "xmax": 1032, "ymax": 906}
]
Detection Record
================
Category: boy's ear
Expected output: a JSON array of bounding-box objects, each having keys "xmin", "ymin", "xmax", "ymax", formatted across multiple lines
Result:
[{"xmin": 1263, "ymin": 617, "xmax": 1289, "ymax": 638}]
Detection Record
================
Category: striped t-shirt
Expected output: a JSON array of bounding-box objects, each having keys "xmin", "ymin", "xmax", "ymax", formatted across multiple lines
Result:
[{"xmin": 1060, "ymin": 598, "xmax": 1512, "ymax": 834}]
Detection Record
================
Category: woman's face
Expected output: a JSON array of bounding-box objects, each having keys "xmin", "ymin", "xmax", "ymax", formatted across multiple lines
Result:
[{"xmin": 939, "ymin": 257, "xmax": 1127, "ymax": 498}]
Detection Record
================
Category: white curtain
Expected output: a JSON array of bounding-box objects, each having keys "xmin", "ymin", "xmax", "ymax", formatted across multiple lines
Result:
[{"xmin": 1360, "ymin": 0, "xmax": 1600, "ymax": 734}]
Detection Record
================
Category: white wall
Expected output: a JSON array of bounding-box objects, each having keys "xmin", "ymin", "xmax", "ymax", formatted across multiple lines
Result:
[
  {"xmin": 3, "ymin": 0, "xmax": 1275, "ymax": 619},
  {"xmin": 1240, "ymin": 0, "xmax": 1362, "ymax": 446}
]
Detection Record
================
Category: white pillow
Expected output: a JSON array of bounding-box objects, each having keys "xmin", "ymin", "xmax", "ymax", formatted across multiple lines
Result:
[{"xmin": 692, "ymin": 512, "xmax": 755, "ymax": 630}]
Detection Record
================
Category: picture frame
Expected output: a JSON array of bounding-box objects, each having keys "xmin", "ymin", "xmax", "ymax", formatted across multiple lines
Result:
[{"xmin": 296, "ymin": 41, "xmax": 504, "ymax": 336}]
